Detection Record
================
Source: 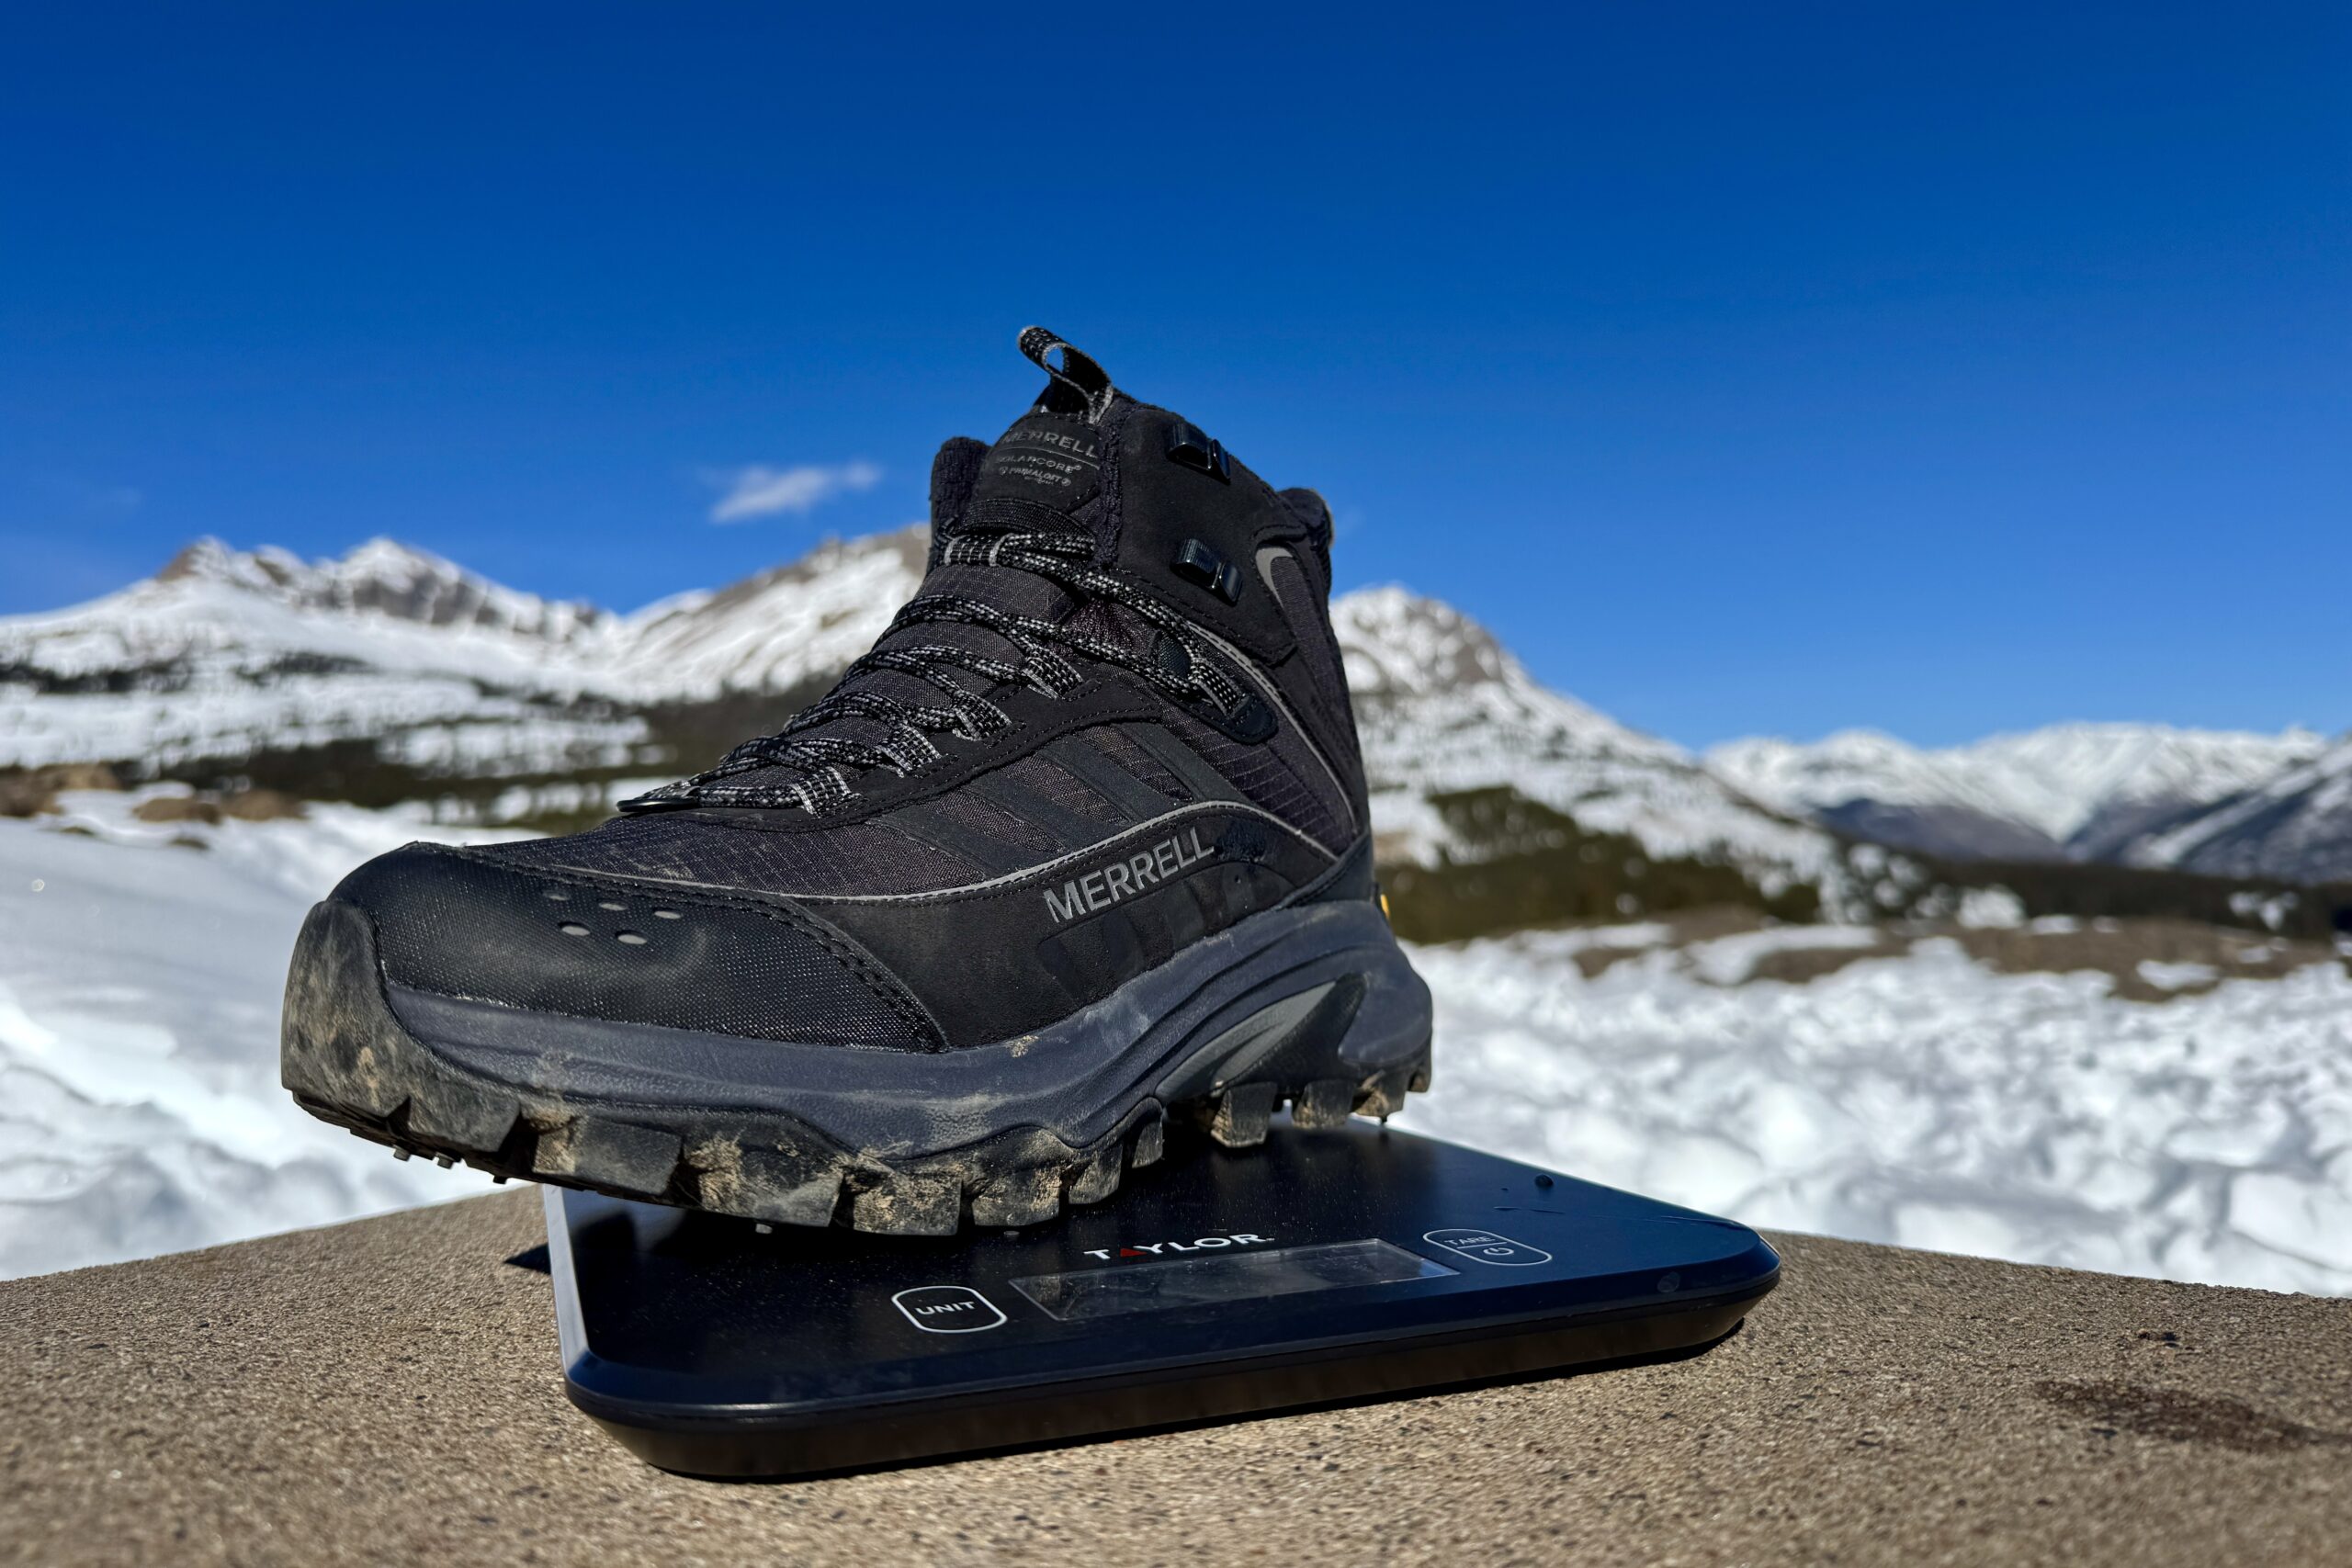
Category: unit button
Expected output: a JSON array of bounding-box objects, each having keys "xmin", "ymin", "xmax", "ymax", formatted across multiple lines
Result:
[
  {"xmin": 1422, "ymin": 1227, "xmax": 1553, "ymax": 1268},
  {"xmin": 892, "ymin": 1285, "xmax": 1008, "ymax": 1333}
]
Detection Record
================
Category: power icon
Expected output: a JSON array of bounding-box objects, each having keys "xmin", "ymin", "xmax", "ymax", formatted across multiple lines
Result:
[{"xmin": 1421, "ymin": 1227, "xmax": 1553, "ymax": 1268}]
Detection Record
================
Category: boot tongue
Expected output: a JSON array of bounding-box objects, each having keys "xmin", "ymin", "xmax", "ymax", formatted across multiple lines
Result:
[
  {"xmin": 952, "ymin": 328, "xmax": 1119, "ymax": 536},
  {"xmin": 967, "ymin": 409, "xmax": 1107, "ymax": 515},
  {"xmin": 639, "ymin": 331, "xmax": 1129, "ymax": 813}
]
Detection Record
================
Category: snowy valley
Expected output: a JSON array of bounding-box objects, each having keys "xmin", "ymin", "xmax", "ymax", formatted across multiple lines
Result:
[{"xmin": 1710, "ymin": 723, "xmax": 2346, "ymax": 880}]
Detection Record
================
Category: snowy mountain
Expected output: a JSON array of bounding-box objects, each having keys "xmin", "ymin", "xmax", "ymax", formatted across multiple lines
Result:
[
  {"xmin": 3, "ymin": 533, "xmax": 1857, "ymax": 913},
  {"xmin": 0, "ymin": 528, "xmax": 933, "ymax": 786},
  {"xmin": 1709, "ymin": 724, "xmax": 2330, "ymax": 865},
  {"xmin": 17, "ymin": 529, "xmax": 2348, "ymax": 903},
  {"xmin": 1, "ymin": 527, "xmax": 936, "ymax": 711},
  {"xmin": 1333, "ymin": 587, "xmax": 1841, "ymax": 899},
  {"xmin": 4, "ymin": 536, "xmax": 618, "ymax": 693},
  {"xmin": 616, "ymin": 527, "xmax": 928, "ymax": 697},
  {"xmin": 2130, "ymin": 735, "xmax": 2352, "ymax": 885},
  {"xmin": 0, "ymin": 537, "xmax": 643, "ymax": 778}
]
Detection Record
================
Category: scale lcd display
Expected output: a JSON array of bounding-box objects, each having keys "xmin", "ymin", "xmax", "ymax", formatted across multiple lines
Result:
[{"xmin": 1009, "ymin": 1238, "xmax": 1456, "ymax": 1323}]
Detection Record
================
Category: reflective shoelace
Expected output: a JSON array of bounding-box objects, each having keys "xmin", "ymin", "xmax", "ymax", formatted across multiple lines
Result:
[{"xmin": 636, "ymin": 528, "xmax": 1248, "ymax": 815}]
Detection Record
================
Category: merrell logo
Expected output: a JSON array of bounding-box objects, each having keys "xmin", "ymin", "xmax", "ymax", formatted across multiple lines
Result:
[
  {"xmin": 1001, "ymin": 426, "xmax": 1100, "ymax": 463},
  {"xmin": 1043, "ymin": 825, "xmax": 1216, "ymax": 924}
]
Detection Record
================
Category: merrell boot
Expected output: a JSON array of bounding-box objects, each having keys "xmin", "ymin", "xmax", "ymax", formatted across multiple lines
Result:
[{"xmin": 282, "ymin": 328, "xmax": 1431, "ymax": 1234}]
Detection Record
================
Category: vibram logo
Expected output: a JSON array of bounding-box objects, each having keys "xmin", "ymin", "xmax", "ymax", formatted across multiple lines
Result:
[{"xmin": 1043, "ymin": 825, "xmax": 1216, "ymax": 924}]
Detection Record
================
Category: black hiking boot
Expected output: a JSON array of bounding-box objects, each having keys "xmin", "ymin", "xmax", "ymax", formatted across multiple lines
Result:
[{"xmin": 281, "ymin": 329, "xmax": 1431, "ymax": 1234}]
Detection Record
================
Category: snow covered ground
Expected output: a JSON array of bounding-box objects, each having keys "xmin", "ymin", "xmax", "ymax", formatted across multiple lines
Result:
[
  {"xmin": 0, "ymin": 793, "xmax": 496, "ymax": 1280},
  {"xmin": 1396, "ymin": 923, "xmax": 2352, "ymax": 1295},
  {"xmin": 3, "ymin": 801, "xmax": 2347, "ymax": 1293}
]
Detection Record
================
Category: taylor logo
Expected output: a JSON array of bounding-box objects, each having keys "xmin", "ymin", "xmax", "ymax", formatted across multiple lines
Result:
[
  {"xmin": 1043, "ymin": 825, "xmax": 1216, "ymax": 924},
  {"xmin": 1081, "ymin": 1232, "xmax": 1272, "ymax": 1262}
]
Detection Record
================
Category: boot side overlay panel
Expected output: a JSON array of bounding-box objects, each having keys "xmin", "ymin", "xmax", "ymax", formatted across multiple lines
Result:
[{"xmin": 802, "ymin": 805, "xmax": 1339, "ymax": 1046}]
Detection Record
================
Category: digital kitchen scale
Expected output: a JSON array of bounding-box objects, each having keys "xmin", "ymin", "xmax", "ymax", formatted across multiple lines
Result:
[{"xmin": 544, "ymin": 1121, "xmax": 1780, "ymax": 1478}]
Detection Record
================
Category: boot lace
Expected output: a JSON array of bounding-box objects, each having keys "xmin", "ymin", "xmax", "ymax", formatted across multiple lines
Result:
[{"xmin": 627, "ymin": 527, "xmax": 1248, "ymax": 815}]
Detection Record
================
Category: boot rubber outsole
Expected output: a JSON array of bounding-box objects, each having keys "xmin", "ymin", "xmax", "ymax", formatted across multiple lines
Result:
[{"xmin": 280, "ymin": 898, "xmax": 1432, "ymax": 1236}]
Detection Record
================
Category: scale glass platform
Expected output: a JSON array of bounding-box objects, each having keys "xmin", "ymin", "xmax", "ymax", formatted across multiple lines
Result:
[{"xmin": 545, "ymin": 1120, "xmax": 1779, "ymax": 1478}]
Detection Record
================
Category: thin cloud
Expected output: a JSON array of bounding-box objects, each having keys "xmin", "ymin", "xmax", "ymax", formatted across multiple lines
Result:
[
  {"xmin": 706, "ymin": 461, "xmax": 881, "ymax": 524},
  {"xmin": 27, "ymin": 474, "xmax": 143, "ymax": 519},
  {"xmin": 85, "ymin": 484, "xmax": 145, "ymax": 517}
]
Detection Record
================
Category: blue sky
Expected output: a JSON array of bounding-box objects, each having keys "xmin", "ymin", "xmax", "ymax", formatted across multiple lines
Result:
[{"xmin": 3, "ymin": 5, "xmax": 2345, "ymax": 748}]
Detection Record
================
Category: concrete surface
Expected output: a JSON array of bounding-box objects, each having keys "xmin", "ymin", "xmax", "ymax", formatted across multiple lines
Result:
[{"xmin": 2, "ymin": 1190, "xmax": 2347, "ymax": 1567}]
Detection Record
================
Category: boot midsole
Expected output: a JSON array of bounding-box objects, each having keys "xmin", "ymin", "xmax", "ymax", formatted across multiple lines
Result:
[{"xmin": 369, "ymin": 898, "xmax": 1429, "ymax": 1158}]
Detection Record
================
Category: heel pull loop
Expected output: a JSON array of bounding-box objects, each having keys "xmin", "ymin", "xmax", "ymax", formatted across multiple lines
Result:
[{"xmin": 1017, "ymin": 326, "xmax": 1116, "ymax": 423}]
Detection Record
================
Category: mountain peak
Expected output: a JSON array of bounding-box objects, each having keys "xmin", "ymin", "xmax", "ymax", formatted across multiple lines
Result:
[
  {"xmin": 655, "ymin": 523, "xmax": 931, "ymax": 625},
  {"xmin": 618, "ymin": 524, "xmax": 932, "ymax": 696},
  {"xmin": 333, "ymin": 536, "xmax": 472, "ymax": 587},
  {"xmin": 157, "ymin": 536, "xmax": 308, "ymax": 592},
  {"xmin": 144, "ymin": 536, "xmax": 613, "ymax": 643},
  {"xmin": 1330, "ymin": 584, "xmax": 1514, "ymax": 697}
]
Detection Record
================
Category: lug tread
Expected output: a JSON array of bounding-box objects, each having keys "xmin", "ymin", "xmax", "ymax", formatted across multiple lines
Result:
[
  {"xmin": 1290, "ymin": 1077, "xmax": 1357, "ymax": 1129},
  {"xmin": 702, "ymin": 1144, "xmax": 843, "ymax": 1226},
  {"xmin": 852, "ymin": 1172, "xmax": 961, "ymax": 1236},
  {"xmin": 1065, "ymin": 1143, "xmax": 1124, "ymax": 1206},
  {"xmin": 972, "ymin": 1168, "xmax": 1063, "ymax": 1228},
  {"xmin": 1131, "ymin": 1113, "xmax": 1167, "ymax": 1169},
  {"xmin": 1201, "ymin": 1082, "xmax": 1277, "ymax": 1147}
]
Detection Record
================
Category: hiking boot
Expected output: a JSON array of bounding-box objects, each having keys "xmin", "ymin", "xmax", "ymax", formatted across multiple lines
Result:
[{"xmin": 281, "ymin": 329, "xmax": 1431, "ymax": 1235}]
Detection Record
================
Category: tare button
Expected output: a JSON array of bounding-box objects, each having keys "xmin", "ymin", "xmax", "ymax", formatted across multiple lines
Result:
[
  {"xmin": 1422, "ymin": 1227, "xmax": 1553, "ymax": 1268},
  {"xmin": 892, "ymin": 1285, "xmax": 1008, "ymax": 1333}
]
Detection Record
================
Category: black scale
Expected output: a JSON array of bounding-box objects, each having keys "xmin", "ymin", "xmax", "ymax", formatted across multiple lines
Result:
[{"xmin": 545, "ymin": 1121, "xmax": 1780, "ymax": 1478}]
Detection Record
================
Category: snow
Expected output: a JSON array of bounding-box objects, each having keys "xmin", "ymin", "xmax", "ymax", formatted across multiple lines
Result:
[
  {"xmin": 1684, "ymin": 925, "xmax": 1883, "ymax": 985},
  {"xmin": 1333, "ymin": 584, "xmax": 1532, "ymax": 698},
  {"xmin": 0, "ymin": 794, "xmax": 499, "ymax": 1280},
  {"xmin": 2227, "ymin": 888, "xmax": 2303, "ymax": 933},
  {"xmin": 1397, "ymin": 928, "xmax": 2352, "ymax": 1295},
  {"xmin": 4, "ymin": 803, "xmax": 2348, "ymax": 1295},
  {"xmin": 2137, "ymin": 960, "xmax": 2219, "ymax": 991},
  {"xmin": 1955, "ymin": 886, "xmax": 2026, "ymax": 930},
  {"xmin": 0, "ymin": 672, "xmax": 653, "ymax": 775}
]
